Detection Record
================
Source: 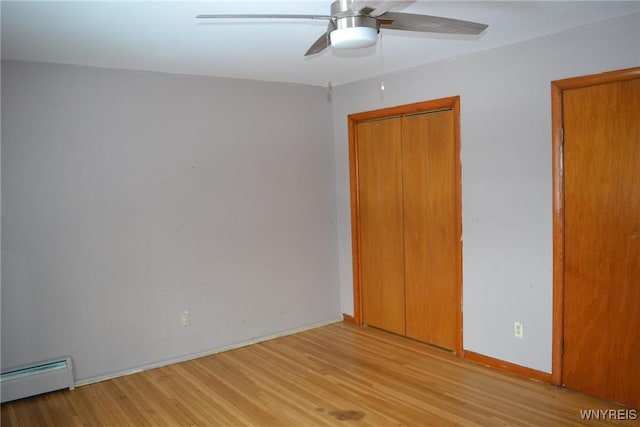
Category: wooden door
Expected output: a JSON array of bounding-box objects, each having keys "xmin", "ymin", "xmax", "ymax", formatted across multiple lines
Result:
[
  {"xmin": 402, "ymin": 111, "xmax": 458, "ymax": 350},
  {"xmin": 357, "ymin": 118, "xmax": 406, "ymax": 336},
  {"xmin": 350, "ymin": 98, "xmax": 462, "ymax": 354},
  {"xmin": 560, "ymin": 72, "xmax": 640, "ymax": 408}
]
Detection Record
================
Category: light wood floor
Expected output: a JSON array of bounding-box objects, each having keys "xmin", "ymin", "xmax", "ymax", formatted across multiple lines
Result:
[{"xmin": 2, "ymin": 322, "xmax": 637, "ymax": 426}]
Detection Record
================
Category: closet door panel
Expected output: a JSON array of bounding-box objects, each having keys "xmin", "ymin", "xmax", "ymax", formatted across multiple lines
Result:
[
  {"xmin": 402, "ymin": 111, "xmax": 457, "ymax": 350},
  {"xmin": 357, "ymin": 119, "xmax": 406, "ymax": 335}
]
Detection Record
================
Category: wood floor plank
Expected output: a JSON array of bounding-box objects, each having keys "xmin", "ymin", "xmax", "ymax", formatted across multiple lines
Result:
[{"xmin": 2, "ymin": 322, "xmax": 637, "ymax": 426}]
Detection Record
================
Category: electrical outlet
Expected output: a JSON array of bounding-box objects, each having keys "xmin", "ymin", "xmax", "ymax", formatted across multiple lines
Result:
[
  {"xmin": 514, "ymin": 321, "xmax": 523, "ymax": 339},
  {"xmin": 182, "ymin": 310, "xmax": 191, "ymax": 327}
]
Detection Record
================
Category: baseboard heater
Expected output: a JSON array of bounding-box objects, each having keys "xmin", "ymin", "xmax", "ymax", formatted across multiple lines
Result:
[{"xmin": 1, "ymin": 357, "xmax": 74, "ymax": 403}]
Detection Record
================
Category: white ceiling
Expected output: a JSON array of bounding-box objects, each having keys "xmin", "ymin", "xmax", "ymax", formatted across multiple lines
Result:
[{"xmin": 2, "ymin": 1, "xmax": 639, "ymax": 87}]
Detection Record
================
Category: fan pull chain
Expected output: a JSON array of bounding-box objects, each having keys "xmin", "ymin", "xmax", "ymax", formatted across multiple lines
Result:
[
  {"xmin": 379, "ymin": 33, "xmax": 385, "ymax": 100},
  {"xmin": 327, "ymin": 32, "xmax": 333, "ymax": 102}
]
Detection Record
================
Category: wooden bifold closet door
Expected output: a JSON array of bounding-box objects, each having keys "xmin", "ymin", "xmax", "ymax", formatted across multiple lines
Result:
[
  {"xmin": 357, "ymin": 117, "xmax": 406, "ymax": 336},
  {"xmin": 356, "ymin": 109, "xmax": 458, "ymax": 351}
]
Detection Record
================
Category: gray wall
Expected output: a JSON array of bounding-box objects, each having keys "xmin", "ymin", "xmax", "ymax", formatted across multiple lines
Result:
[
  {"xmin": 333, "ymin": 13, "xmax": 640, "ymax": 373},
  {"xmin": 2, "ymin": 11, "xmax": 638, "ymax": 385},
  {"xmin": 1, "ymin": 62, "xmax": 340, "ymax": 383}
]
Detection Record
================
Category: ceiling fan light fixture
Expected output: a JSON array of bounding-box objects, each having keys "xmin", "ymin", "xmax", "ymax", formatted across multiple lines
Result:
[
  {"xmin": 330, "ymin": 26, "xmax": 378, "ymax": 49},
  {"xmin": 330, "ymin": 16, "xmax": 379, "ymax": 49}
]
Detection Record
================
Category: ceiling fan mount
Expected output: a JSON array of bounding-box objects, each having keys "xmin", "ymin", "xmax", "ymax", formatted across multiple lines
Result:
[{"xmin": 197, "ymin": 0, "xmax": 488, "ymax": 56}]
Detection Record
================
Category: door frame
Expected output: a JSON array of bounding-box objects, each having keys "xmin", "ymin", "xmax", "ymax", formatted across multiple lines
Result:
[
  {"xmin": 348, "ymin": 96, "xmax": 463, "ymax": 355},
  {"xmin": 551, "ymin": 67, "xmax": 640, "ymax": 386}
]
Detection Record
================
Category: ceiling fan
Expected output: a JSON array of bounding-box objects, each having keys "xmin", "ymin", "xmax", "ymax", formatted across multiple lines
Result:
[{"xmin": 197, "ymin": 0, "xmax": 488, "ymax": 56}]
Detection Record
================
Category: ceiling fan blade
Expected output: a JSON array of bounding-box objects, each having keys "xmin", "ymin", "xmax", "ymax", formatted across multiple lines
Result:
[
  {"xmin": 352, "ymin": 1, "xmax": 415, "ymax": 17},
  {"xmin": 305, "ymin": 31, "xmax": 331, "ymax": 56},
  {"xmin": 196, "ymin": 14, "xmax": 331, "ymax": 20},
  {"xmin": 378, "ymin": 12, "xmax": 488, "ymax": 35}
]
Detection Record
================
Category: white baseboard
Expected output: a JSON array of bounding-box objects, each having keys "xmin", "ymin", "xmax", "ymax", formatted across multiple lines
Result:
[{"xmin": 76, "ymin": 316, "xmax": 344, "ymax": 387}]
